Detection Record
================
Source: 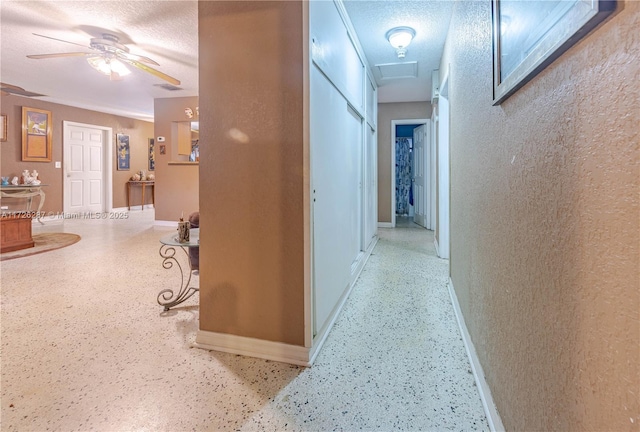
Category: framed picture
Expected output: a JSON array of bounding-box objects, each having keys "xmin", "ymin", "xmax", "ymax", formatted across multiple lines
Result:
[
  {"xmin": 159, "ymin": 144, "xmax": 166, "ymax": 155},
  {"xmin": 148, "ymin": 138, "xmax": 155, "ymax": 171},
  {"xmin": 116, "ymin": 133, "xmax": 130, "ymax": 170},
  {"xmin": 189, "ymin": 139, "xmax": 199, "ymax": 162},
  {"xmin": 0, "ymin": 114, "xmax": 6, "ymax": 142},
  {"xmin": 21, "ymin": 107, "xmax": 52, "ymax": 161},
  {"xmin": 492, "ymin": 0, "xmax": 615, "ymax": 105}
]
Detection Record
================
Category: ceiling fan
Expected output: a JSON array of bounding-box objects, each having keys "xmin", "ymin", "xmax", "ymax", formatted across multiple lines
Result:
[{"xmin": 26, "ymin": 33, "xmax": 180, "ymax": 85}]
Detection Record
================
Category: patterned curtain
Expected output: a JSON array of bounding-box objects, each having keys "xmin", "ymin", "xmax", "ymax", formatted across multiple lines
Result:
[{"xmin": 396, "ymin": 137, "xmax": 413, "ymax": 215}]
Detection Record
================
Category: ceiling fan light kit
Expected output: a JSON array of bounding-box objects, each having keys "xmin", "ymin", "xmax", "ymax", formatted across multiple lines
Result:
[
  {"xmin": 87, "ymin": 56, "xmax": 131, "ymax": 79},
  {"xmin": 386, "ymin": 26, "xmax": 416, "ymax": 59},
  {"xmin": 26, "ymin": 32, "xmax": 180, "ymax": 85}
]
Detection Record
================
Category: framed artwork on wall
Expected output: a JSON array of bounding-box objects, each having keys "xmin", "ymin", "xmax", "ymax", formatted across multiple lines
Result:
[
  {"xmin": 116, "ymin": 133, "xmax": 130, "ymax": 170},
  {"xmin": 148, "ymin": 138, "xmax": 155, "ymax": 171},
  {"xmin": 0, "ymin": 114, "xmax": 6, "ymax": 142},
  {"xmin": 492, "ymin": 0, "xmax": 615, "ymax": 105},
  {"xmin": 21, "ymin": 107, "xmax": 52, "ymax": 161}
]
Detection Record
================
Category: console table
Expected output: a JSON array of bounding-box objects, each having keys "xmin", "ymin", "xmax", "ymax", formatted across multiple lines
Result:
[
  {"xmin": 157, "ymin": 228, "xmax": 199, "ymax": 310},
  {"xmin": 127, "ymin": 181, "xmax": 154, "ymax": 211},
  {"xmin": 0, "ymin": 184, "xmax": 47, "ymax": 224}
]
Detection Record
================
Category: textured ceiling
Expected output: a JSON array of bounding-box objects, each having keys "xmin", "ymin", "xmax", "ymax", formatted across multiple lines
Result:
[
  {"xmin": 343, "ymin": 0, "xmax": 454, "ymax": 103},
  {"xmin": 0, "ymin": 1, "xmax": 452, "ymax": 121},
  {"xmin": 0, "ymin": 0, "xmax": 198, "ymax": 121}
]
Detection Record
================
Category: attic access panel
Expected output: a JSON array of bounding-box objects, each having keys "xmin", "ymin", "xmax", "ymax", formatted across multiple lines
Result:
[{"xmin": 375, "ymin": 61, "xmax": 418, "ymax": 80}]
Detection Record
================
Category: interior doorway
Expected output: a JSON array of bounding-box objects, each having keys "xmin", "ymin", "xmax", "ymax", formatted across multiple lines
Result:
[
  {"xmin": 391, "ymin": 118, "xmax": 428, "ymax": 228},
  {"xmin": 63, "ymin": 121, "xmax": 113, "ymax": 213}
]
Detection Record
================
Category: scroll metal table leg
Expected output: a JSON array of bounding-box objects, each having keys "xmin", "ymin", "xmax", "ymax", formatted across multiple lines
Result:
[
  {"xmin": 157, "ymin": 244, "xmax": 199, "ymax": 311},
  {"xmin": 36, "ymin": 189, "xmax": 45, "ymax": 224}
]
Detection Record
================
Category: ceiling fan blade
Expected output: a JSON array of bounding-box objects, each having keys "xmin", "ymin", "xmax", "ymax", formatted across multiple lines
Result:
[
  {"xmin": 125, "ymin": 59, "xmax": 181, "ymax": 85},
  {"xmin": 0, "ymin": 82, "xmax": 46, "ymax": 97},
  {"xmin": 119, "ymin": 52, "xmax": 159, "ymax": 66},
  {"xmin": 27, "ymin": 52, "xmax": 90, "ymax": 59},
  {"xmin": 0, "ymin": 82, "xmax": 25, "ymax": 92},
  {"xmin": 32, "ymin": 33, "xmax": 91, "ymax": 49}
]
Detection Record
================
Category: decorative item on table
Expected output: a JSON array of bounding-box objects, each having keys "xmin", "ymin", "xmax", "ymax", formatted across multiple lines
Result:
[
  {"xmin": 139, "ymin": 170, "xmax": 146, "ymax": 181},
  {"xmin": 21, "ymin": 169, "xmax": 41, "ymax": 185},
  {"xmin": 146, "ymin": 173, "xmax": 155, "ymax": 181},
  {"xmin": 131, "ymin": 173, "xmax": 141, "ymax": 181},
  {"xmin": 177, "ymin": 212, "xmax": 190, "ymax": 243},
  {"xmin": 1, "ymin": 177, "xmax": 9, "ymax": 186},
  {"xmin": 11, "ymin": 176, "xmax": 19, "ymax": 185}
]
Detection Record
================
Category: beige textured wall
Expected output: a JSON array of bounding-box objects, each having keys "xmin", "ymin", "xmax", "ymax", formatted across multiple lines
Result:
[
  {"xmin": 0, "ymin": 94, "xmax": 153, "ymax": 212},
  {"xmin": 377, "ymin": 102, "xmax": 430, "ymax": 223},
  {"xmin": 198, "ymin": 1, "xmax": 305, "ymax": 345},
  {"xmin": 443, "ymin": 1, "xmax": 639, "ymax": 430},
  {"xmin": 153, "ymin": 96, "xmax": 199, "ymax": 221}
]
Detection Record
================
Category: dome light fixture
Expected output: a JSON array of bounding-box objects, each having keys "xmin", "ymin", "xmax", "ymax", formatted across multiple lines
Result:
[{"xmin": 386, "ymin": 26, "xmax": 416, "ymax": 59}]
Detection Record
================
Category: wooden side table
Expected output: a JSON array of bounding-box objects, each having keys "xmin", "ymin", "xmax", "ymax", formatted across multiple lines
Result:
[{"xmin": 127, "ymin": 181, "xmax": 154, "ymax": 211}]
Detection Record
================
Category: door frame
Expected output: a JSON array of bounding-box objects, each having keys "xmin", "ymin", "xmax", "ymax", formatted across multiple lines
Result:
[
  {"xmin": 412, "ymin": 123, "xmax": 431, "ymax": 228},
  {"xmin": 391, "ymin": 118, "xmax": 428, "ymax": 228},
  {"xmin": 435, "ymin": 72, "xmax": 450, "ymax": 259},
  {"xmin": 62, "ymin": 121, "xmax": 113, "ymax": 213}
]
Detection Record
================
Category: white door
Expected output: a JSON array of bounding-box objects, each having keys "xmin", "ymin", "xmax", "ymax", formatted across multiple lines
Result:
[
  {"xmin": 413, "ymin": 125, "xmax": 426, "ymax": 227},
  {"xmin": 64, "ymin": 124, "xmax": 105, "ymax": 213}
]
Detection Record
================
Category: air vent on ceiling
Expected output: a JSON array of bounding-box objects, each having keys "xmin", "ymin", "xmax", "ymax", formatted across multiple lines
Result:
[
  {"xmin": 375, "ymin": 61, "xmax": 418, "ymax": 80},
  {"xmin": 154, "ymin": 83, "xmax": 183, "ymax": 91}
]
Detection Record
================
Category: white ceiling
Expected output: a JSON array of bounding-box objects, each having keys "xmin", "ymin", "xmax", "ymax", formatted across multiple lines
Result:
[
  {"xmin": 343, "ymin": 0, "xmax": 453, "ymax": 103},
  {"xmin": 0, "ymin": 1, "xmax": 452, "ymax": 121}
]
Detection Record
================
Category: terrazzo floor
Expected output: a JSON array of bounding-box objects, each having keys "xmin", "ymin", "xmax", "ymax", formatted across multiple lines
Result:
[{"xmin": 1, "ymin": 212, "xmax": 488, "ymax": 431}]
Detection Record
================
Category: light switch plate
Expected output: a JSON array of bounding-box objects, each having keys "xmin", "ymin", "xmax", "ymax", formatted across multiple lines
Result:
[{"xmin": 55, "ymin": 161, "xmax": 61, "ymax": 168}]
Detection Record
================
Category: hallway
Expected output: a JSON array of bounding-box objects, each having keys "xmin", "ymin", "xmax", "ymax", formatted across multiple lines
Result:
[{"xmin": 0, "ymin": 212, "xmax": 488, "ymax": 431}]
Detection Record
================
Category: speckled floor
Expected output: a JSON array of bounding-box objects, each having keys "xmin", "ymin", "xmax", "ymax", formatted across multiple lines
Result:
[{"xmin": 1, "ymin": 212, "xmax": 488, "ymax": 431}]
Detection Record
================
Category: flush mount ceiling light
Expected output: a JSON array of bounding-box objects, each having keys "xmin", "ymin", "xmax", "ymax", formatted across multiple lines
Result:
[{"xmin": 386, "ymin": 26, "xmax": 416, "ymax": 59}]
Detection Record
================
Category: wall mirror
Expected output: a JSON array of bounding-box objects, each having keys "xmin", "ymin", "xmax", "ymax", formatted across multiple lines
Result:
[{"xmin": 172, "ymin": 121, "xmax": 199, "ymax": 163}]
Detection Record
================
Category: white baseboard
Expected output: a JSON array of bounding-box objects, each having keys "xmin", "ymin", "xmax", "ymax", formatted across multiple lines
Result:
[
  {"xmin": 434, "ymin": 238, "xmax": 440, "ymax": 256},
  {"xmin": 309, "ymin": 235, "xmax": 379, "ymax": 365},
  {"xmin": 154, "ymin": 220, "xmax": 178, "ymax": 227},
  {"xmin": 194, "ymin": 331, "xmax": 312, "ymax": 367},
  {"xmin": 448, "ymin": 278, "xmax": 505, "ymax": 432},
  {"xmin": 126, "ymin": 204, "xmax": 154, "ymax": 211},
  {"xmin": 378, "ymin": 222, "xmax": 394, "ymax": 228},
  {"xmin": 194, "ymin": 235, "xmax": 379, "ymax": 367}
]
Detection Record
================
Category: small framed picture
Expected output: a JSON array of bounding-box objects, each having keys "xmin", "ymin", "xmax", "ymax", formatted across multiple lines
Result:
[
  {"xmin": 0, "ymin": 114, "xmax": 7, "ymax": 142},
  {"xmin": 148, "ymin": 138, "xmax": 155, "ymax": 171},
  {"xmin": 159, "ymin": 144, "xmax": 166, "ymax": 155},
  {"xmin": 21, "ymin": 107, "xmax": 52, "ymax": 161},
  {"xmin": 116, "ymin": 133, "xmax": 130, "ymax": 170}
]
